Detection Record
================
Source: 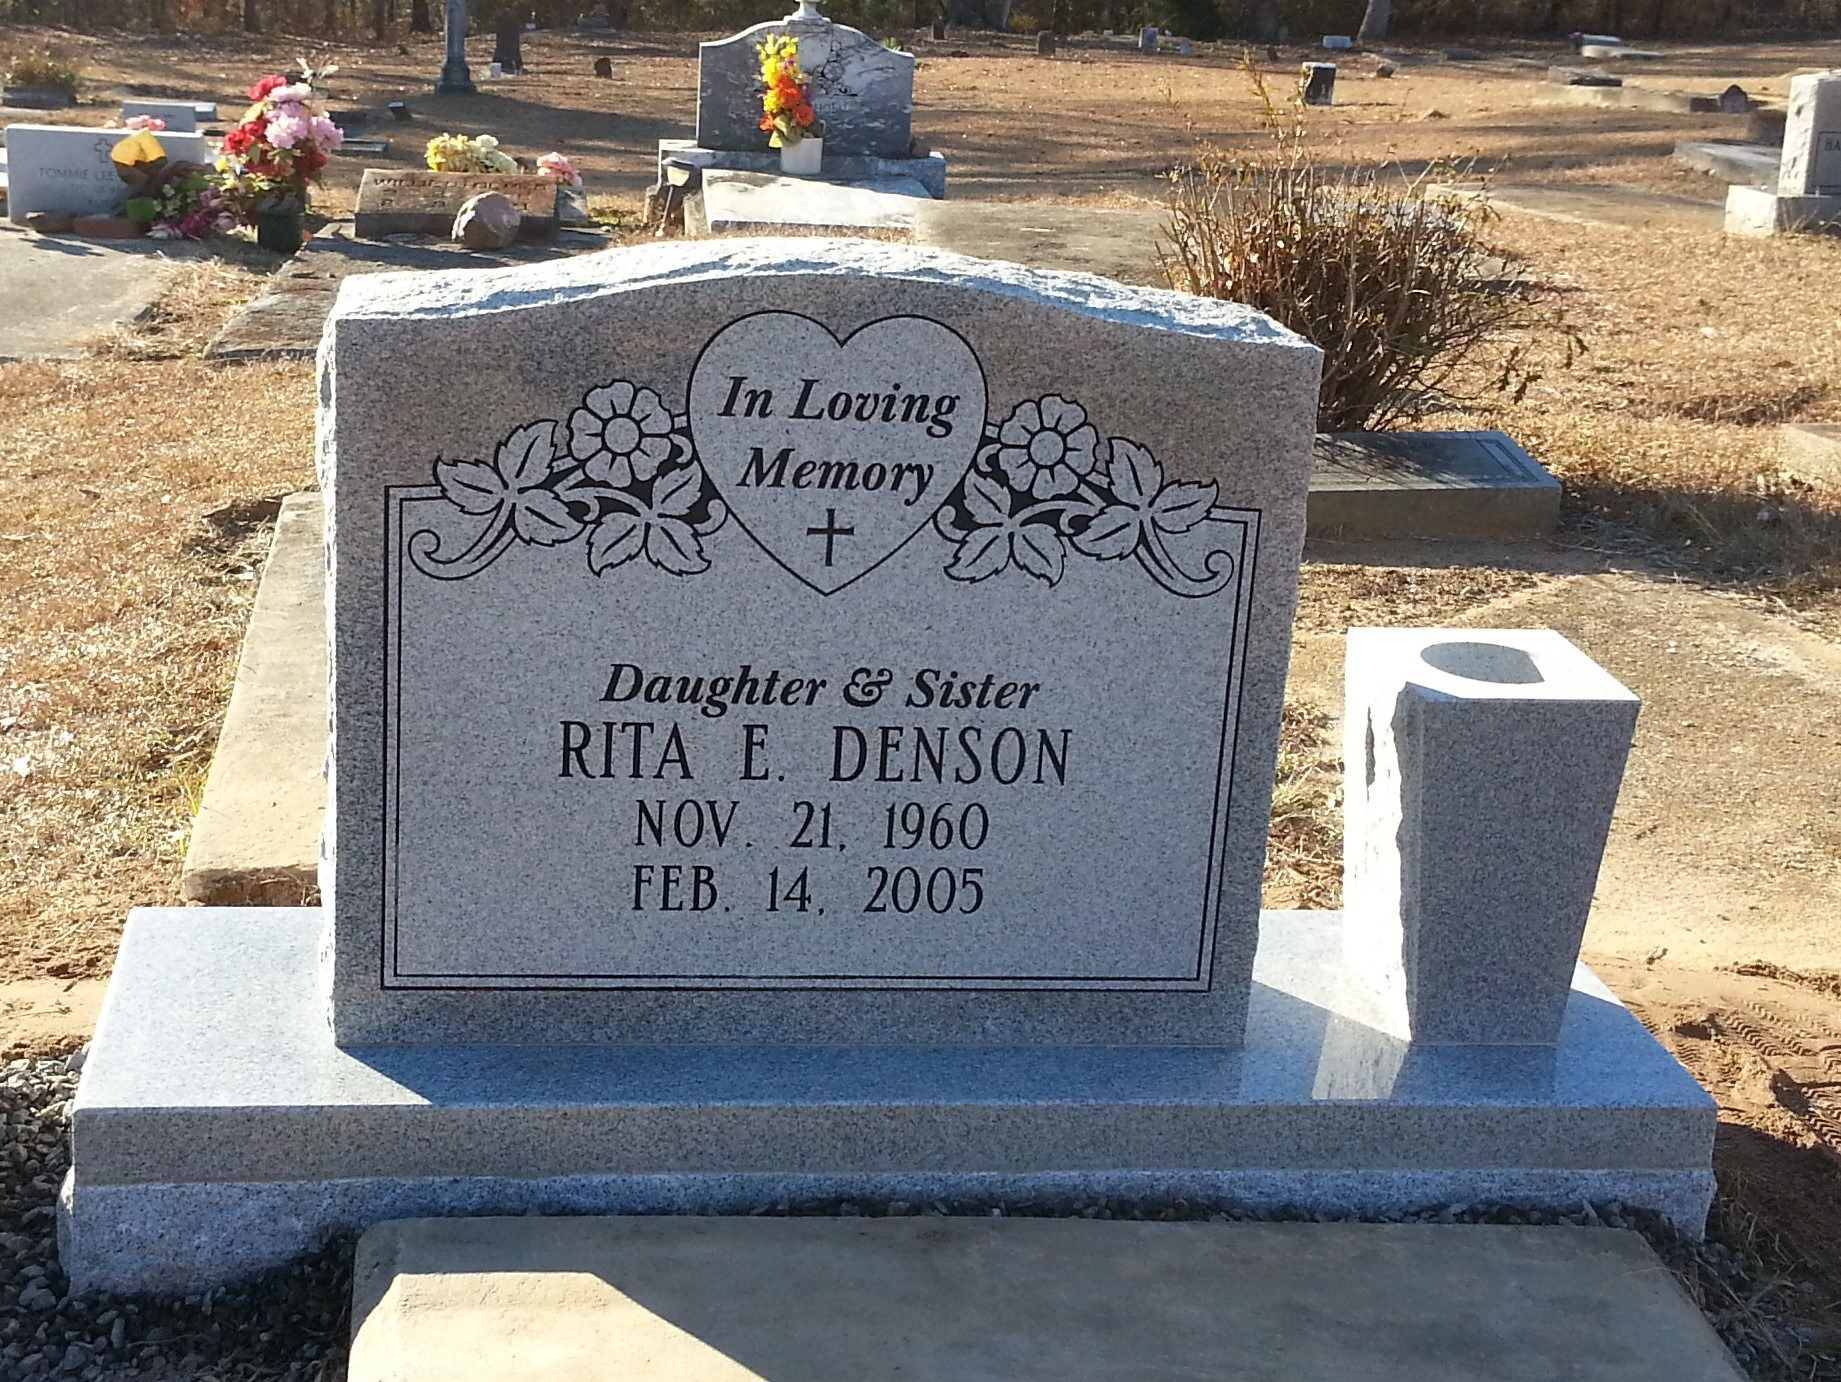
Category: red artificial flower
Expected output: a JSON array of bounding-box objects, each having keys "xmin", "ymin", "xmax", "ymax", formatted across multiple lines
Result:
[{"xmin": 247, "ymin": 73, "xmax": 287, "ymax": 101}]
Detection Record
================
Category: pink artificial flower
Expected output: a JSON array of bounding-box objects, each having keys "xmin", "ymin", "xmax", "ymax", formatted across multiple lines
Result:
[
  {"xmin": 265, "ymin": 109, "xmax": 310, "ymax": 149},
  {"xmin": 268, "ymin": 82, "xmax": 314, "ymax": 104},
  {"xmin": 537, "ymin": 152, "xmax": 582, "ymax": 188},
  {"xmin": 307, "ymin": 114, "xmax": 344, "ymax": 149},
  {"xmin": 124, "ymin": 114, "xmax": 167, "ymax": 131}
]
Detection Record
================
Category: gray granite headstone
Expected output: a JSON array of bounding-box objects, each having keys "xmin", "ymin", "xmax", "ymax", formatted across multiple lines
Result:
[
  {"xmin": 1779, "ymin": 70, "xmax": 1841, "ymax": 196},
  {"xmin": 697, "ymin": 16, "xmax": 914, "ymax": 158},
  {"xmin": 3, "ymin": 124, "xmax": 212, "ymax": 226},
  {"xmin": 317, "ymin": 238, "xmax": 1320, "ymax": 1047}
]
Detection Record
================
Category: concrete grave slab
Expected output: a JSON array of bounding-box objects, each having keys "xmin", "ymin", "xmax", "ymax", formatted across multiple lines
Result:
[
  {"xmin": 697, "ymin": 16, "xmax": 914, "ymax": 158},
  {"xmin": 1308, "ymin": 430, "xmax": 1560, "ymax": 538},
  {"xmin": 1781, "ymin": 422, "xmax": 1841, "ymax": 485},
  {"xmin": 3, "ymin": 124, "xmax": 211, "ymax": 225},
  {"xmin": 1432, "ymin": 181, "xmax": 1724, "ymax": 232},
  {"xmin": 691, "ymin": 170, "xmax": 931, "ymax": 234},
  {"xmin": 58, "ymin": 905, "xmax": 1715, "ymax": 1293},
  {"xmin": 1723, "ymin": 183, "xmax": 1841, "ymax": 235},
  {"xmin": 1673, "ymin": 140, "xmax": 1781, "ymax": 186},
  {"xmin": 346, "ymin": 1217, "xmax": 1743, "ymax": 1382},
  {"xmin": 909, "ymin": 201, "xmax": 1164, "ymax": 284},
  {"xmin": 316, "ymin": 237, "xmax": 1320, "ymax": 1049},
  {"xmin": 1535, "ymin": 84, "xmax": 1707, "ymax": 115},
  {"xmin": 179, "ymin": 494, "xmax": 326, "ymax": 907},
  {"xmin": 0, "ymin": 225, "xmax": 175, "ymax": 361}
]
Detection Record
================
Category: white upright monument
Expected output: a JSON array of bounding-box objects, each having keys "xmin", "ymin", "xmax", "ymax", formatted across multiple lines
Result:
[{"xmin": 1725, "ymin": 69, "xmax": 1841, "ymax": 235}]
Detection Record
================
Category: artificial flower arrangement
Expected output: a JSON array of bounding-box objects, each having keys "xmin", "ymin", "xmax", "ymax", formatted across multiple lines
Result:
[
  {"xmin": 536, "ymin": 151, "xmax": 581, "ymax": 188},
  {"xmin": 217, "ymin": 72, "xmax": 346, "ymax": 219},
  {"xmin": 108, "ymin": 129, "xmax": 236, "ymax": 241},
  {"xmin": 756, "ymin": 33, "xmax": 823, "ymax": 146},
  {"xmin": 121, "ymin": 113, "xmax": 166, "ymax": 132},
  {"xmin": 426, "ymin": 132, "xmax": 518, "ymax": 175}
]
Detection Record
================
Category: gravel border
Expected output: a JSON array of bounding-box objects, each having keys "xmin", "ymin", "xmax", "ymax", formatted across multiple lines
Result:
[{"xmin": 5, "ymin": 1050, "xmax": 1831, "ymax": 1380}]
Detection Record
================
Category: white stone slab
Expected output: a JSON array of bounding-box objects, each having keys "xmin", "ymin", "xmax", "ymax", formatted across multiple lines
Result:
[
  {"xmin": 698, "ymin": 17, "xmax": 914, "ymax": 158},
  {"xmin": 317, "ymin": 238, "xmax": 1320, "ymax": 1047},
  {"xmin": 57, "ymin": 905, "xmax": 1716, "ymax": 1294},
  {"xmin": 1779, "ymin": 70, "xmax": 1841, "ymax": 196},
  {"xmin": 120, "ymin": 99, "xmax": 211, "ymax": 131},
  {"xmin": 2, "ymin": 124, "xmax": 211, "ymax": 225},
  {"xmin": 347, "ymin": 1218, "xmax": 1745, "ymax": 1382},
  {"xmin": 698, "ymin": 170, "xmax": 931, "ymax": 233}
]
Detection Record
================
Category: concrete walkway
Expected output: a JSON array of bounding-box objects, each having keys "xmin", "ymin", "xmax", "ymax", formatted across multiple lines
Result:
[
  {"xmin": 349, "ymin": 1216, "xmax": 1742, "ymax": 1382},
  {"xmin": 0, "ymin": 225, "xmax": 178, "ymax": 360}
]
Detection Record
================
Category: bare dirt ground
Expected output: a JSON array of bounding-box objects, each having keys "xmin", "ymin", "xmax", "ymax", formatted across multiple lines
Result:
[{"xmin": 3, "ymin": 23, "xmax": 1841, "ymax": 1369}]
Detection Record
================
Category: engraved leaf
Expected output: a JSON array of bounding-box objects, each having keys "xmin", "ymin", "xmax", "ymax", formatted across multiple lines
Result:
[
  {"xmin": 586, "ymin": 512, "xmax": 645, "ymax": 573},
  {"xmin": 1106, "ymin": 439, "xmax": 1164, "ymax": 508},
  {"xmin": 1071, "ymin": 506, "xmax": 1142, "ymax": 560},
  {"xmin": 962, "ymin": 467, "xmax": 1012, "ymax": 525},
  {"xmin": 650, "ymin": 461, "xmax": 705, "ymax": 518},
  {"xmin": 1010, "ymin": 525, "xmax": 1066, "ymax": 585},
  {"xmin": 513, "ymin": 488, "xmax": 583, "ymax": 547},
  {"xmin": 1150, "ymin": 479, "xmax": 1218, "ymax": 534},
  {"xmin": 497, "ymin": 421, "xmax": 559, "ymax": 489},
  {"xmin": 945, "ymin": 526, "xmax": 1010, "ymax": 582},
  {"xmin": 645, "ymin": 516, "xmax": 709, "ymax": 576},
  {"xmin": 434, "ymin": 459, "xmax": 507, "ymax": 515}
]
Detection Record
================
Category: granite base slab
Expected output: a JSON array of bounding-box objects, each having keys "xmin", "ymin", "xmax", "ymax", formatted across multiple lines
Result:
[
  {"xmin": 59, "ymin": 908, "xmax": 1715, "ymax": 1293},
  {"xmin": 1723, "ymin": 183, "xmax": 1841, "ymax": 235},
  {"xmin": 657, "ymin": 139, "xmax": 947, "ymax": 200},
  {"xmin": 691, "ymin": 171, "xmax": 933, "ymax": 235}
]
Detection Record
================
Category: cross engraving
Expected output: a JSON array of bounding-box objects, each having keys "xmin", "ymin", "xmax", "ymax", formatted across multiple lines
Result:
[{"xmin": 805, "ymin": 508, "xmax": 856, "ymax": 568}]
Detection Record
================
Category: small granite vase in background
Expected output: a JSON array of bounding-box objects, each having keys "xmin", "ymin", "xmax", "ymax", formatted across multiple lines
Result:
[
  {"xmin": 256, "ymin": 209, "xmax": 305, "ymax": 254},
  {"xmin": 779, "ymin": 135, "xmax": 823, "ymax": 176}
]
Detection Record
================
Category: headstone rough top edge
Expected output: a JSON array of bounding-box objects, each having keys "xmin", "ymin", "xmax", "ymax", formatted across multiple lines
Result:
[{"xmin": 326, "ymin": 238, "xmax": 1319, "ymax": 352}]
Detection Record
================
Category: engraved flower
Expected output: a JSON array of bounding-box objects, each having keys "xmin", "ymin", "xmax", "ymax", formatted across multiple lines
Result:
[
  {"xmin": 568, "ymin": 380, "xmax": 677, "ymax": 487},
  {"xmin": 992, "ymin": 395, "xmax": 1103, "ymax": 500},
  {"xmin": 433, "ymin": 421, "xmax": 581, "ymax": 546},
  {"xmin": 1072, "ymin": 440, "xmax": 1217, "ymax": 560}
]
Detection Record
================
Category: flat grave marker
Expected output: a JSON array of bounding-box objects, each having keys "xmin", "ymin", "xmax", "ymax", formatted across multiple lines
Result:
[{"xmin": 354, "ymin": 168, "xmax": 559, "ymax": 238}]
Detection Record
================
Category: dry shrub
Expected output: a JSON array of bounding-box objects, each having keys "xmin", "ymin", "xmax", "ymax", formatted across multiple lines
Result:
[
  {"xmin": 1, "ymin": 45, "xmax": 79, "ymax": 90},
  {"xmin": 1160, "ymin": 62, "xmax": 1576, "ymax": 433}
]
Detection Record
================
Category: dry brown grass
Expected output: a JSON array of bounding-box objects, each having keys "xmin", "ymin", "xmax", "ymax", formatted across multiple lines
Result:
[
  {"xmin": 0, "ymin": 259, "xmax": 313, "ymax": 981},
  {"xmin": 1264, "ymin": 699, "xmax": 1343, "ymax": 912}
]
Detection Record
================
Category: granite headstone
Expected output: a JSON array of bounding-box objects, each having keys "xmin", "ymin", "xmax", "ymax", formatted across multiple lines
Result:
[
  {"xmin": 696, "ymin": 16, "xmax": 914, "ymax": 157},
  {"xmin": 3, "ymin": 124, "xmax": 212, "ymax": 225},
  {"xmin": 1779, "ymin": 70, "xmax": 1841, "ymax": 196},
  {"xmin": 120, "ymin": 99, "xmax": 216, "ymax": 131},
  {"xmin": 317, "ymin": 238, "xmax": 1321, "ymax": 1046}
]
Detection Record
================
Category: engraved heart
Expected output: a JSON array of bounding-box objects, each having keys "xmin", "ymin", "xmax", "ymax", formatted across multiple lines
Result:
[{"xmin": 688, "ymin": 312, "xmax": 986, "ymax": 595}]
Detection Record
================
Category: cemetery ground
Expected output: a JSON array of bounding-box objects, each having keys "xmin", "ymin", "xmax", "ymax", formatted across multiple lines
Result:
[{"xmin": 1, "ymin": 22, "xmax": 1839, "ymax": 1379}]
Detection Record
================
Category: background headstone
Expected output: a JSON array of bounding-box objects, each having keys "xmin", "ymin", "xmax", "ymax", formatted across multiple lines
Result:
[
  {"xmin": 1301, "ymin": 62, "xmax": 1336, "ymax": 106},
  {"xmin": 1035, "ymin": 30, "xmax": 1055, "ymax": 56},
  {"xmin": 4, "ymin": 125, "xmax": 211, "ymax": 225},
  {"xmin": 1138, "ymin": 25, "xmax": 1159, "ymax": 51},
  {"xmin": 121, "ymin": 99, "xmax": 209, "ymax": 131},
  {"xmin": 697, "ymin": 18, "xmax": 915, "ymax": 158},
  {"xmin": 1779, "ymin": 70, "xmax": 1841, "ymax": 196},
  {"xmin": 437, "ymin": 0, "xmax": 476, "ymax": 93}
]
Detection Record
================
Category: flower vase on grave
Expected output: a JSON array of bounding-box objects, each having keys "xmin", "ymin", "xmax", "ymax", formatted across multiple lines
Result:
[
  {"xmin": 779, "ymin": 134, "xmax": 823, "ymax": 175},
  {"xmin": 256, "ymin": 208, "xmax": 305, "ymax": 253}
]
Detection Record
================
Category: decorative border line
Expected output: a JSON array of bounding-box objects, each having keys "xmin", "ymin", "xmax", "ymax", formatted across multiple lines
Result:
[{"xmin": 379, "ymin": 486, "xmax": 1260, "ymax": 992}]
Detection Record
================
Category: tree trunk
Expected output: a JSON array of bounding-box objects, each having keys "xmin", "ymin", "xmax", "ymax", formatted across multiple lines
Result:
[
  {"xmin": 244, "ymin": 0, "xmax": 262, "ymax": 31},
  {"xmin": 1357, "ymin": 0, "xmax": 1390, "ymax": 38},
  {"xmin": 411, "ymin": 0, "xmax": 433, "ymax": 30}
]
